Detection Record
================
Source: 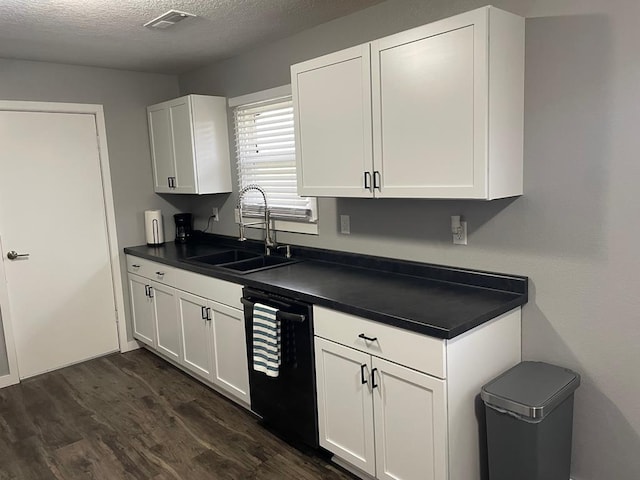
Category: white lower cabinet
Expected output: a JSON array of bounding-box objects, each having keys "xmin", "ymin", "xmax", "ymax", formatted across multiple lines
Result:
[
  {"xmin": 209, "ymin": 301, "xmax": 250, "ymax": 404},
  {"xmin": 129, "ymin": 275, "xmax": 180, "ymax": 364},
  {"xmin": 128, "ymin": 260, "xmax": 178, "ymax": 350},
  {"xmin": 372, "ymin": 357, "xmax": 447, "ymax": 480},
  {"xmin": 315, "ymin": 337, "xmax": 447, "ymax": 480},
  {"xmin": 315, "ymin": 338, "xmax": 375, "ymax": 475},
  {"xmin": 314, "ymin": 305, "xmax": 522, "ymax": 480},
  {"xmin": 178, "ymin": 290, "xmax": 213, "ymax": 379},
  {"xmin": 126, "ymin": 255, "xmax": 249, "ymax": 405},
  {"xmin": 152, "ymin": 280, "xmax": 180, "ymax": 362},
  {"xmin": 128, "ymin": 274, "xmax": 156, "ymax": 347},
  {"xmin": 176, "ymin": 291, "xmax": 250, "ymax": 404}
]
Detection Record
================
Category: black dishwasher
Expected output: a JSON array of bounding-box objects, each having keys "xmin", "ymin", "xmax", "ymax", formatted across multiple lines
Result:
[{"xmin": 241, "ymin": 287, "xmax": 319, "ymax": 449}]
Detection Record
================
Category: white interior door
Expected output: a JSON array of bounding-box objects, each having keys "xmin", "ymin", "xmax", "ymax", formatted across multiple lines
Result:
[{"xmin": 0, "ymin": 110, "xmax": 120, "ymax": 379}]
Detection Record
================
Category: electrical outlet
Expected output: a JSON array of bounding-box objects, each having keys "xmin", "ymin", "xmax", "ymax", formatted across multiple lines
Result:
[
  {"xmin": 453, "ymin": 221, "xmax": 468, "ymax": 245},
  {"xmin": 340, "ymin": 215, "xmax": 350, "ymax": 235},
  {"xmin": 211, "ymin": 207, "xmax": 219, "ymax": 222}
]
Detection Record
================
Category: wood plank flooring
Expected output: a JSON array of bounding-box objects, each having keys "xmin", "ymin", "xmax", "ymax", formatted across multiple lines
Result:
[{"xmin": 0, "ymin": 349, "xmax": 355, "ymax": 480}]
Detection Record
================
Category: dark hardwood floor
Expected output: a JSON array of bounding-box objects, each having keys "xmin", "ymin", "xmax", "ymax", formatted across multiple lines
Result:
[{"xmin": 0, "ymin": 349, "xmax": 354, "ymax": 480}]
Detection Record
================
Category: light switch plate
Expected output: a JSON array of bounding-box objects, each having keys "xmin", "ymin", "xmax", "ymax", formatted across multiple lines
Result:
[{"xmin": 340, "ymin": 215, "xmax": 350, "ymax": 235}]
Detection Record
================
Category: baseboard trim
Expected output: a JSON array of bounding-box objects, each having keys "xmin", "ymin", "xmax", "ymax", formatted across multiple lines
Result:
[
  {"xmin": 140, "ymin": 346, "xmax": 251, "ymax": 410},
  {"xmin": 0, "ymin": 372, "xmax": 20, "ymax": 389},
  {"xmin": 331, "ymin": 456, "xmax": 375, "ymax": 480},
  {"xmin": 120, "ymin": 339, "xmax": 141, "ymax": 353},
  {"xmin": 331, "ymin": 454, "xmax": 576, "ymax": 480}
]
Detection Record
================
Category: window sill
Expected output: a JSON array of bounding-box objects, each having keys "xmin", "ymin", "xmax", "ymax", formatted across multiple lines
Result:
[{"xmin": 243, "ymin": 217, "xmax": 318, "ymax": 235}]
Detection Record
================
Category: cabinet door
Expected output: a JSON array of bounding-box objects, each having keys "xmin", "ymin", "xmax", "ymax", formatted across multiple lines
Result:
[
  {"xmin": 372, "ymin": 357, "xmax": 448, "ymax": 480},
  {"xmin": 292, "ymin": 44, "xmax": 373, "ymax": 197},
  {"xmin": 128, "ymin": 274, "xmax": 155, "ymax": 347},
  {"xmin": 209, "ymin": 301, "xmax": 250, "ymax": 403},
  {"xmin": 315, "ymin": 337, "xmax": 375, "ymax": 476},
  {"xmin": 168, "ymin": 98, "xmax": 198, "ymax": 194},
  {"xmin": 150, "ymin": 281, "xmax": 180, "ymax": 363},
  {"xmin": 147, "ymin": 105, "xmax": 174, "ymax": 193},
  {"xmin": 371, "ymin": 9, "xmax": 488, "ymax": 198},
  {"xmin": 177, "ymin": 290, "xmax": 212, "ymax": 379}
]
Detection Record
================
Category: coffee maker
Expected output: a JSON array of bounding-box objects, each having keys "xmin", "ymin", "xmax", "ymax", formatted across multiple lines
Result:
[{"xmin": 174, "ymin": 213, "xmax": 193, "ymax": 244}]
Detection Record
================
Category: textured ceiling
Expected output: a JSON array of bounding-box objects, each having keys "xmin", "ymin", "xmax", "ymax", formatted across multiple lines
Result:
[{"xmin": 0, "ymin": 0, "xmax": 384, "ymax": 74}]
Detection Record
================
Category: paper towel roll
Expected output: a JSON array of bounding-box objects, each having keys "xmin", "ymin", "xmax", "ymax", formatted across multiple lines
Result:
[{"xmin": 144, "ymin": 210, "xmax": 165, "ymax": 246}]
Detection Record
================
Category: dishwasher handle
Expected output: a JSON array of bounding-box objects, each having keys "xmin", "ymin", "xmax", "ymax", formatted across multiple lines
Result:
[
  {"xmin": 241, "ymin": 297, "xmax": 306, "ymax": 323},
  {"xmin": 242, "ymin": 294, "xmax": 291, "ymax": 310}
]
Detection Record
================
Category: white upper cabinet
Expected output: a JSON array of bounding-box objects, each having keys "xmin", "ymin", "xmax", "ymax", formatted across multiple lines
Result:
[
  {"xmin": 291, "ymin": 6, "xmax": 524, "ymax": 200},
  {"xmin": 147, "ymin": 94, "xmax": 232, "ymax": 195},
  {"xmin": 372, "ymin": 11, "xmax": 481, "ymax": 198},
  {"xmin": 292, "ymin": 45, "xmax": 373, "ymax": 197}
]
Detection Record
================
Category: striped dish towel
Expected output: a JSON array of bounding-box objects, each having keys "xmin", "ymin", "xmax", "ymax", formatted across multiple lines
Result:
[{"xmin": 252, "ymin": 303, "xmax": 281, "ymax": 378}]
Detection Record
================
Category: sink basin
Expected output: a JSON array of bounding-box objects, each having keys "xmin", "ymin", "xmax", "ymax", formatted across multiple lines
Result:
[
  {"xmin": 185, "ymin": 249, "xmax": 299, "ymax": 274},
  {"xmin": 186, "ymin": 249, "xmax": 260, "ymax": 266},
  {"xmin": 221, "ymin": 255, "xmax": 297, "ymax": 273}
]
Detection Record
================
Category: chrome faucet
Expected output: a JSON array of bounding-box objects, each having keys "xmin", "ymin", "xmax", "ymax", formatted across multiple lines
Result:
[{"xmin": 237, "ymin": 184, "xmax": 276, "ymax": 254}]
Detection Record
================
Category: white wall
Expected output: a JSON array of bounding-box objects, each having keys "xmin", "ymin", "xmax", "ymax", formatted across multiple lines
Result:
[
  {"xmin": 179, "ymin": 0, "xmax": 640, "ymax": 478},
  {"xmin": 0, "ymin": 58, "xmax": 184, "ymax": 349}
]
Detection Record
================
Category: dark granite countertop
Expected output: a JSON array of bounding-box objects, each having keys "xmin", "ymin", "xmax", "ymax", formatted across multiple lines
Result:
[{"xmin": 124, "ymin": 236, "xmax": 528, "ymax": 339}]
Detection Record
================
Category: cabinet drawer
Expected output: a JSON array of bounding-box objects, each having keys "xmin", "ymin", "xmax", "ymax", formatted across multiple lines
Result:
[
  {"xmin": 314, "ymin": 306, "xmax": 446, "ymax": 379},
  {"xmin": 126, "ymin": 255, "xmax": 176, "ymax": 286},
  {"xmin": 173, "ymin": 268, "xmax": 242, "ymax": 309}
]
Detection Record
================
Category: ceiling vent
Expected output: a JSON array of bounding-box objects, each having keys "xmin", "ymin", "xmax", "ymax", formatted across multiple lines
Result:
[{"xmin": 144, "ymin": 10, "xmax": 196, "ymax": 29}]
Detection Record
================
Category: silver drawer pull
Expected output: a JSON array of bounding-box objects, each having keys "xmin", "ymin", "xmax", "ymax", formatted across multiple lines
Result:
[
  {"xmin": 132, "ymin": 264, "xmax": 140, "ymax": 268},
  {"xmin": 358, "ymin": 333, "xmax": 378, "ymax": 342},
  {"xmin": 155, "ymin": 271, "xmax": 165, "ymax": 276}
]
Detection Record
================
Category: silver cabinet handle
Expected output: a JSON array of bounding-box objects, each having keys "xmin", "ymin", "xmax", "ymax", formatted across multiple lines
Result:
[{"xmin": 7, "ymin": 251, "xmax": 29, "ymax": 260}]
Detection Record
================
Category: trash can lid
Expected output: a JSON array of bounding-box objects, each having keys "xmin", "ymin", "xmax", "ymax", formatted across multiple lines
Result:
[{"xmin": 481, "ymin": 361, "xmax": 580, "ymax": 420}]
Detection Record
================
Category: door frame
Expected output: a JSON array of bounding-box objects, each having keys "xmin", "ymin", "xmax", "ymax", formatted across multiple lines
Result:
[
  {"xmin": 0, "ymin": 234, "xmax": 19, "ymax": 388},
  {"xmin": 0, "ymin": 101, "xmax": 130, "ymax": 386}
]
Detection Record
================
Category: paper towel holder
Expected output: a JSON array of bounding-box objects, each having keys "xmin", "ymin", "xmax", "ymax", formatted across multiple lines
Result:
[{"xmin": 145, "ymin": 210, "xmax": 165, "ymax": 246}]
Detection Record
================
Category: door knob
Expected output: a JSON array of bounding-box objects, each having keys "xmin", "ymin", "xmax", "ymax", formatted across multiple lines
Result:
[{"xmin": 7, "ymin": 251, "xmax": 29, "ymax": 260}]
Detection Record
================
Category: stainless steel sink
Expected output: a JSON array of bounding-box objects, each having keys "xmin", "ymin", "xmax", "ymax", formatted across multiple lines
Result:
[{"xmin": 185, "ymin": 249, "xmax": 298, "ymax": 274}]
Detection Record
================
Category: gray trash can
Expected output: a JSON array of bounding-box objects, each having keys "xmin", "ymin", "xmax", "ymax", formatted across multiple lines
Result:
[{"xmin": 481, "ymin": 361, "xmax": 580, "ymax": 480}]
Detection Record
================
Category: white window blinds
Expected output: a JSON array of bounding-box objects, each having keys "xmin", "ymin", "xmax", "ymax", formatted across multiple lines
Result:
[{"xmin": 234, "ymin": 96, "xmax": 317, "ymax": 222}]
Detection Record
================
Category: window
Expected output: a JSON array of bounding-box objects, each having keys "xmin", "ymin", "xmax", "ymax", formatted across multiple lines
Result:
[{"xmin": 231, "ymin": 86, "xmax": 317, "ymax": 234}]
